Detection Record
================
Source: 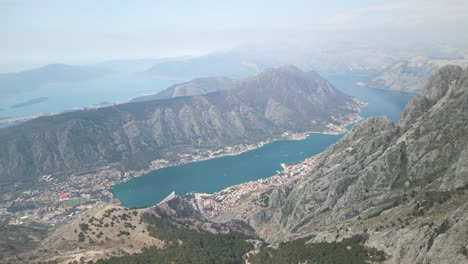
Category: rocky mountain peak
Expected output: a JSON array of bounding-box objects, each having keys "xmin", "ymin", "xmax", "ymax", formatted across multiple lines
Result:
[
  {"xmin": 422, "ymin": 65, "xmax": 463, "ymax": 102},
  {"xmin": 236, "ymin": 65, "xmax": 345, "ymax": 108},
  {"xmin": 153, "ymin": 192, "xmax": 203, "ymax": 220},
  {"xmin": 225, "ymin": 65, "xmax": 468, "ymax": 263},
  {"xmin": 398, "ymin": 65, "xmax": 464, "ymax": 131}
]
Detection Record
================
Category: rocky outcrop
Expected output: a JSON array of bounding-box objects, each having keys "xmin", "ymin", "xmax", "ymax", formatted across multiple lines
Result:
[
  {"xmin": 222, "ymin": 65, "xmax": 468, "ymax": 263},
  {"xmin": 148, "ymin": 193, "xmax": 258, "ymax": 238}
]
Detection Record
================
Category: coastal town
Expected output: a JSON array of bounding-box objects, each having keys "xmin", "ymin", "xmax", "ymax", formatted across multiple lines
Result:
[
  {"xmin": 190, "ymin": 156, "xmax": 318, "ymax": 219},
  {"xmin": 0, "ymin": 139, "xmax": 274, "ymax": 227},
  {"xmin": 0, "ymin": 110, "xmax": 362, "ymax": 228}
]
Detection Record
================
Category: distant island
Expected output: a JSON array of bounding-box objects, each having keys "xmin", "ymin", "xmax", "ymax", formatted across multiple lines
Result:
[{"xmin": 10, "ymin": 97, "xmax": 48, "ymax": 109}]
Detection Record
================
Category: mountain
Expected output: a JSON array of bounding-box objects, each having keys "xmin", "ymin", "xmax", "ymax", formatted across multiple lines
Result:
[
  {"xmin": 5, "ymin": 194, "xmax": 258, "ymax": 263},
  {"xmin": 216, "ymin": 65, "xmax": 468, "ymax": 263},
  {"xmin": 92, "ymin": 57, "xmax": 189, "ymax": 73},
  {"xmin": 142, "ymin": 45, "xmax": 417, "ymax": 80},
  {"xmin": 364, "ymin": 56, "xmax": 468, "ymax": 92},
  {"xmin": 130, "ymin": 77, "xmax": 234, "ymax": 102},
  {"xmin": 0, "ymin": 65, "xmax": 362, "ymax": 184},
  {"xmin": 143, "ymin": 50, "xmax": 274, "ymax": 79},
  {"xmin": 0, "ymin": 64, "xmax": 112, "ymax": 99},
  {"xmin": 6, "ymin": 66, "xmax": 467, "ymax": 264}
]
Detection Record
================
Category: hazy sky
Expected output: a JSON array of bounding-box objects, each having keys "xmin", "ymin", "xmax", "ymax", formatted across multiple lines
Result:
[{"xmin": 2, "ymin": 0, "xmax": 468, "ymax": 71}]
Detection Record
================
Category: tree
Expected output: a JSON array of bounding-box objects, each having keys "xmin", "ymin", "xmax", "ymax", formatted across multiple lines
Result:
[{"xmin": 78, "ymin": 232, "xmax": 85, "ymax": 242}]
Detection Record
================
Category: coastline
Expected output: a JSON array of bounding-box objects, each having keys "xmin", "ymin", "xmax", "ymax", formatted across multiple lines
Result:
[
  {"xmin": 111, "ymin": 109, "xmax": 365, "ymax": 205},
  {"xmin": 114, "ymin": 123, "xmax": 359, "ymax": 190},
  {"xmin": 0, "ymin": 101, "xmax": 365, "ymax": 227},
  {"xmin": 188, "ymin": 155, "xmax": 319, "ymax": 219}
]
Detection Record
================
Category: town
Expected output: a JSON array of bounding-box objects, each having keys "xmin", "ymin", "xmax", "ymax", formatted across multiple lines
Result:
[
  {"xmin": 0, "ymin": 111, "xmax": 360, "ymax": 228},
  {"xmin": 190, "ymin": 156, "xmax": 319, "ymax": 219},
  {"xmin": 0, "ymin": 139, "xmax": 274, "ymax": 227}
]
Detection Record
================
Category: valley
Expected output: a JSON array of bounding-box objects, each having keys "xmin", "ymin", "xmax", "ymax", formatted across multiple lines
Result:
[
  {"xmin": 3, "ymin": 2, "xmax": 468, "ymax": 263},
  {"xmin": 2, "ymin": 66, "xmax": 467, "ymax": 264},
  {"xmin": 0, "ymin": 71, "xmax": 413, "ymax": 250}
]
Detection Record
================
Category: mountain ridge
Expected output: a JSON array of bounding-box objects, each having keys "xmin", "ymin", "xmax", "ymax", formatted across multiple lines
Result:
[
  {"xmin": 216, "ymin": 65, "xmax": 468, "ymax": 263},
  {"xmin": 3, "ymin": 66, "xmax": 467, "ymax": 264},
  {"xmin": 0, "ymin": 66, "xmax": 362, "ymax": 184},
  {"xmin": 130, "ymin": 76, "xmax": 234, "ymax": 102}
]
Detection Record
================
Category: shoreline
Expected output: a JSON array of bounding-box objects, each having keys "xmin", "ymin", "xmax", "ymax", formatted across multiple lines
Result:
[
  {"xmin": 112, "ymin": 111, "xmax": 365, "ymax": 206},
  {"xmin": 0, "ymin": 103, "xmax": 365, "ymax": 226},
  {"xmin": 189, "ymin": 155, "xmax": 319, "ymax": 219}
]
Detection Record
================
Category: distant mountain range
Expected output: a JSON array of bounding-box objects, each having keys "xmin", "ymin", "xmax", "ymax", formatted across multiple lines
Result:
[
  {"xmin": 130, "ymin": 77, "xmax": 235, "ymax": 102},
  {"xmin": 0, "ymin": 64, "xmax": 112, "ymax": 99},
  {"xmin": 0, "ymin": 65, "xmax": 362, "ymax": 184},
  {"xmin": 363, "ymin": 56, "xmax": 468, "ymax": 92},
  {"xmin": 14, "ymin": 65, "xmax": 468, "ymax": 264},
  {"xmin": 142, "ymin": 50, "xmax": 274, "ymax": 79}
]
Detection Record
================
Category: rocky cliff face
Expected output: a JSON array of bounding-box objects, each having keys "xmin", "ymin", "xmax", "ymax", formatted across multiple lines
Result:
[
  {"xmin": 222, "ymin": 65, "xmax": 468, "ymax": 263},
  {"xmin": 0, "ymin": 66, "xmax": 362, "ymax": 184},
  {"xmin": 365, "ymin": 56, "xmax": 468, "ymax": 92}
]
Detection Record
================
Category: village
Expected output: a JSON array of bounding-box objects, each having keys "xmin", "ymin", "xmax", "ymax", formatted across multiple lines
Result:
[
  {"xmin": 0, "ymin": 139, "xmax": 273, "ymax": 227},
  {"xmin": 192, "ymin": 156, "xmax": 318, "ymax": 219}
]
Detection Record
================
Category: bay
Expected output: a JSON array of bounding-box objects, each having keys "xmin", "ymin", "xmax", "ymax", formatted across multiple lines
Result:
[
  {"xmin": 111, "ymin": 74, "xmax": 416, "ymax": 207},
  {"xmin": 112, "ymin": 133, "xmax": 342, "ymax": 208}
]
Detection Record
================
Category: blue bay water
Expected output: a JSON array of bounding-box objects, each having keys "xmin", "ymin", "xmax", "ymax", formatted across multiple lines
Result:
[
  {"xmin": 112, "ymin": 134, "xmax": 342, "ymax": 208},
  {"xmin": 111, "ymin": 74, "xmax": 416, "ymax": 208}
]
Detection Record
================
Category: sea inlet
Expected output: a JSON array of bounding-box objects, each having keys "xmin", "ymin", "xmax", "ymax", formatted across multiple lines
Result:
[{"xmin": 111, "ymin": 74, "xmax": 415, "ymax": 207}]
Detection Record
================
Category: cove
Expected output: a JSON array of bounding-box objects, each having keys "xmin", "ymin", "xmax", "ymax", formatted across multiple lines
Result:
[{"xmin": 111, "ymin": 74, "xmax": 416, "ymax": 208}]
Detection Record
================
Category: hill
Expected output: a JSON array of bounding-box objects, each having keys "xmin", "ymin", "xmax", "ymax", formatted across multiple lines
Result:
[
  {"xmin": 224, "ymin": 65, "xmax": 468, "ymax": 263},
  {"xmin": 130, "ymin": 76, "xmax": 234, "ymax": 102},
  {"xmin": 0, "ymin": 65, "xmax": 362, "ymax": 184}
]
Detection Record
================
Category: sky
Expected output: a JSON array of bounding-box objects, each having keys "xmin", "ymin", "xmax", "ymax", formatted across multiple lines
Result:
[{"xmin": 2, "ymin": 0, "xmax": 468, "ymax": 71}]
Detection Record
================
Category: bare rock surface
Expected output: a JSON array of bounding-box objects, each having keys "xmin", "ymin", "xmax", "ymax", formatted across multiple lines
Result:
[{"xmin": 220, "ymin": 65, "xmax": 468, "ymax": 263}]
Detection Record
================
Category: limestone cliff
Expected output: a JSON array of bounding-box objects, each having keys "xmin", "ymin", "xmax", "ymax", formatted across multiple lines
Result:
[{"xmin": 222, "ymin": 65, "xmax": 468, "ymax": 263}]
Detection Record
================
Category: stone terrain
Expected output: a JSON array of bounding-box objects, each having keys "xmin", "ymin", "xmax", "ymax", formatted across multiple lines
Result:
[
  {"xmin": 3, "ymin": 65, "xmax": 467, "ymax": 264},
  {"xmin": 219, "ymin": 65, "xmax": 468, "ymax": 263},
  {"xmin": 3, "ymin": 195, "xmax": 257, "ymax": 264}
]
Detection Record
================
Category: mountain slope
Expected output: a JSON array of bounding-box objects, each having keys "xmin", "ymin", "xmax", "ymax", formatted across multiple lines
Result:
[
  {"xmin": 130, "ymin": 77, "xmax": 234, "ymax": 102},
  {"xmin": 0, "ymin": 66, "xmax": 362, "ymax": 184},
  {"xmin": 364, "ymin": 56, "xmax": 468, "ymax": 92},
  {"xmin": 221, "ymin": 65, "xmax": 468, "ymax": 263},
  {"xmin": 6, "ymin": 194, "xmax": 258, "ymax": 263}
]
